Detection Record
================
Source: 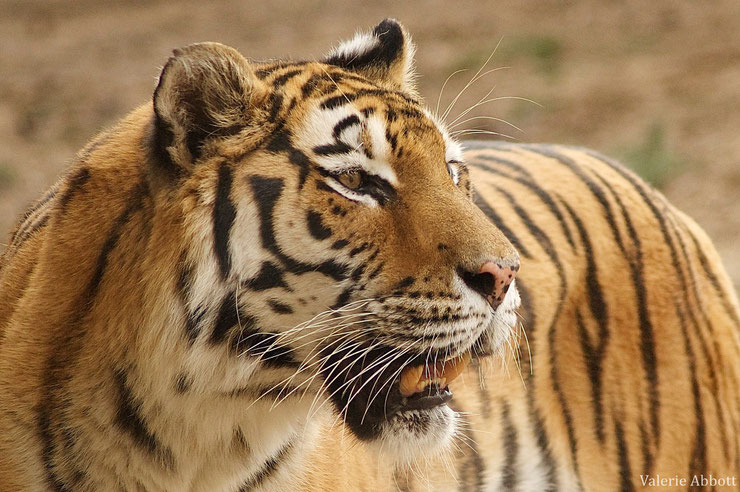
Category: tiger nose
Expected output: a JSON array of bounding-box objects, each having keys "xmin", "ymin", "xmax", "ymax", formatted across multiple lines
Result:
[{"xmin": 460, "ymin": 260, "xmax": 519, "ymax": 309}]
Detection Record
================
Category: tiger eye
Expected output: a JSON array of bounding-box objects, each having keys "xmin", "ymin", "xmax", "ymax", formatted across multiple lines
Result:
[{"xmin": 338, "ymin": 171, "xmax": 363, "ymax": 190}]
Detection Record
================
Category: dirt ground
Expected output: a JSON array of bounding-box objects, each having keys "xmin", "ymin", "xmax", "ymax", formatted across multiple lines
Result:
[{"xmin": 1, "ymin": 0, "xmax": 738, "ymax": 289}]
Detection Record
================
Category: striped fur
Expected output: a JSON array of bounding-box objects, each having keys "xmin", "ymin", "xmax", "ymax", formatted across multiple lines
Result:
[{"xmin": 1, "ymin": 19, "xmax": 738, "ymax": 492}]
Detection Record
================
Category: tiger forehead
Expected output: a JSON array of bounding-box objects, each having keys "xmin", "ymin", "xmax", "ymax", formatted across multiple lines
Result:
[
  {"xmin": 256, "ymin": 61, "xmax": 440, "ymax": 135},
  {"xmin": 256, "ymin": 61, "xmax": 452, "ymax": 172}
]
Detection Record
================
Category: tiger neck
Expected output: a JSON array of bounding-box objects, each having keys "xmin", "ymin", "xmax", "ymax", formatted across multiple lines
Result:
[{"xmin": 101, "ymin": 360, "xmax": 320, "ymax": 489}]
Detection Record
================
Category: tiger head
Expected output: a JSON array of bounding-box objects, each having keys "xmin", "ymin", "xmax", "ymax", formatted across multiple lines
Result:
[{"xmin": 147, "ymin": 19, "xmax": 519, "ymax": 463}]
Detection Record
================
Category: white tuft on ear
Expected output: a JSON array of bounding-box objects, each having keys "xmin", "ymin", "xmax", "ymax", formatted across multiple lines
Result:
[{"xmin": 324, "ymin": 18, "xmax": 417, "ymax": 96}]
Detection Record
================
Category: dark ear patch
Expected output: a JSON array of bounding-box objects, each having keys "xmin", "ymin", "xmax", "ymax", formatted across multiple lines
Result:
[
  {"xmin": 326, "ymin": 19, "xmax": 404, "ymax": 71},
  {"xmin": 152, "ymin": 42, "xmax": 267, "ymax": 170},
  {"xmin": 324, "ymin": 19, "xmax": 417, "ymax": 95}
]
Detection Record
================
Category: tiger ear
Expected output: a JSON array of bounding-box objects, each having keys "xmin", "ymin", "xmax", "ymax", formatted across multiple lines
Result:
[
  {"xmin": 324, "ymin": 19, "xmax": 417, "ymax": 95},
  {"xmin": 152, "ymin": 42, "xmax": 268, "ymax": 170}
]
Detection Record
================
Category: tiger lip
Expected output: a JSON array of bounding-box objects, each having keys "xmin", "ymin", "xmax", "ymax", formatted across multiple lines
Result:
[{"xmin": 399, "ymin": 351, "xmax": 472, "ymax": 397}]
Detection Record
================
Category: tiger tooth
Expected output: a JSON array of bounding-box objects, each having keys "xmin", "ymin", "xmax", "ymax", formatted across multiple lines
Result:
[
  {"xmin": 400, "ymin": 351, "xmax": 471, "ymax": 397},
  {"xmin": 400, "ymin": 365, "xmax": 424, "ymax": 397}
]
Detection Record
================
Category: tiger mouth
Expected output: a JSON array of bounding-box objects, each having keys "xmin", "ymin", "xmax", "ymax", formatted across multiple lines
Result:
[
  {"xmin": 397, "ymin": 351, "xmax": 471, "ymax": 409},
  {"xmin": 319, "ymin": 339, "xmax": 477, "ymax": 441}
]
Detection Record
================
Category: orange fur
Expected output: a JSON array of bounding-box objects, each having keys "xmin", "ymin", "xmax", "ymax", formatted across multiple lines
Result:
[{"xmin": 1, "ymin": 20, "xmax": 738, "ymax": 492}]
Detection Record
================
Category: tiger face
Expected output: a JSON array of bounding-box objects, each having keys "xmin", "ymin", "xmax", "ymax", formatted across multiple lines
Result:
[{"xmin": 152, "ymin": 20, "xmax": 520, "ymax": 464}]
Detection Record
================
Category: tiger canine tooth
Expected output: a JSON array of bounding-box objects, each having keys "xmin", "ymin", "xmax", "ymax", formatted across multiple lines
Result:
[
  {"xmin": 399, "ymin": 352, "xmax": 471, "ymax": 397},
  {"xmin": 437, "ymin": 351, "xmax": 471, "ymax": 385},
  {"xmin": 400, "ymin": 365, "xmax": 424, "ymax": 397}
]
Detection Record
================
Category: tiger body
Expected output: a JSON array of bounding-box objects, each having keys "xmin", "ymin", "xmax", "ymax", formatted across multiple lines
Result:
[
  {"xmin": 300, "ymin": 142, "xmax": 740, "ymax": 491},
  {"xmin": 0, "ymin": 19, "xmax": 738, "ymax": 491}
]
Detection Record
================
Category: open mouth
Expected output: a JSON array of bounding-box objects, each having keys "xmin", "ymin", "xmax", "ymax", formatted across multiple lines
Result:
[
  {"xmin": 319, "ymin": 340, "xmax": 474, "ymax": 441},
  {"xmin": 398, "ymin": 351, "xmax": 471, "ymax": 410}
]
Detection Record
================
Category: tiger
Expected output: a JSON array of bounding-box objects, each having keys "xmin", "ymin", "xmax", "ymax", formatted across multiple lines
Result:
[{"xmin": 0, "ymin": 17, "xmax": 738, "ymax": 491}]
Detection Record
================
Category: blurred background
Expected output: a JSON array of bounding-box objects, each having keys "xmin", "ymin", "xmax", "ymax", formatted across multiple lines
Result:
[{"xmin": 1, "ymin": 0, "xmax": 738, "ymax": 288}]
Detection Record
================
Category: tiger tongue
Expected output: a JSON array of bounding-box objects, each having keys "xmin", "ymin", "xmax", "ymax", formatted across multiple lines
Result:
[{"xmin": 399, "ymin": 352, "xmax": 472, "ymax": 397}]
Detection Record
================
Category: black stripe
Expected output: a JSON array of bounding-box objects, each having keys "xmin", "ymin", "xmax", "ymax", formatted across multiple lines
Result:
[
  {"xmin": 349, "ymin": 242, "xmax": 369, "ymax": 257},
  {"xmin": 319, "ymin": 87, "xmax": 414, "ymax": 111},
  {"xmin": 332, "ymin": 115, "xmax": 361, "ymax": 139},
  {"xmin": 394, "ymin": 276, "xmax": 415, "ymax": 290},
  {"xmin": 12, "ymin": 213, "xmax": 50, "ymax": 249},
  {"xmin": 255, "ymin": 61, "xmax": 309, "ymax": 80},
  {"xmin": 59, "ymin": 167, "xmax": 91, "ymax": 212},
  {"xmin": 368, "ymin": 262, "xmax": 384, "ymax": 280},
  {"xmin": 467, "ymin": 157, "xmax": 576, "ymax": 251},
  {"xmin": 313, "ymin": 141, "xmax": 353, "ymax": 156},
  {"xmin": 114, "ymin": 369, "xmax": 174, "ymax": 468},
  {"xmin": 243, "ymin": 261, "xmax": 289, "ymax": 291},
  {"xmin": 320, "ymin": 92, "xmax": 357, "ymax": 110},
  {"xmin": 472, "ymin": 192, "xmax": 531, "ymax": 259},
  {"xmin": 176, "ymin": 260, "xmax": 205, "ymax": 342},
  {"xmin": 526, "ymin": 390, "xmax": 558, "ymax": 489},
  {"xmin": 213, "ymin": 162, "xmax": 236, "ymax": 280},
  {"xmin": 385, "ymin": 128, "xmax": 398, "ymax": 153},
  {"xmin": 175, "ymin": 373, "xmax": 192, "ymax": 394},
  {"xmin": 614, "ymin": 418, "xmax": 635, "ymax": 492},
  {"xmin": 185, "ymin": 306, "xmax": 206, "ymax": 342},
  {"xmin": 237, "ymin": 438, "xmax": 294, "ymax": 491},
  {"xmin": 208, "ymin": 293, "xmax": 298, "ymax": 367},
  {"xmin": 89, "ymin": 181, "xmax": 149, "ymax": 298},
  {"xmin": 11, "ymin": 186, "xmax": 57, "ymax": 245},
  {"xmin": 265, "ymin": 126, "xmax": 312, "ymax": 188},
  {"xmin": 266, "ymin": 92, "xmax": 283, "ymax": 123},
  {"xmin": 300, "ymin": 73, "xmax": 323, "ymax": 97},
  {"xmin": 675, "ymin": 301, "xmax": 707, "ymax": 487},
  {"xmin": 331, "ymin": 239, "xmax": 349, "ymax": 249},
  {"xmin": 465, "ymin": 149, "xmax": 534, "ymax": 179},
  {"xmin": 499, "ymin": 399, "xmax": 519, "ymax": 491},
  {"xmin": 306, "ymin": 210, "xmax": 332, "ymax": 240},
  {"xmin": 210, "ymin": 291, "xmax": 242, "ymax": 345},
  {"xmin": 231, "ymin": 329, "xmax": 299, "ymax": 368},
  {"xmin": 561, "ymin": 200, "xmax": 610, "ymax": 443},
  {"xmin": 638, "ymin": 421, "xmax": 652, "ymax": 478},
  {"xmin": 267, "ymin": 299, "xmax": 293, "ymax": 315},
  {"xmin": 493, "ymin": 186, "xmax": 559, "ymax": 267},
  {"xmin": 687, "ymin": 232, "xmax": 740, "ymax": 327},
  {"xmin": 530, "ymin": 241, "xmax": 582, "ymax": 487},
  {"xmin": 272, "ymin": 69, "xmax": 302, "ymax": 87},
  {"xmin": 574, "ymin": 309, "xmax": 607, "ymax": 442},
  {"xmin": 332, "ymin": 287, "xmax": 353, "ymax": 309},
  {"xmin": 249, "ymin": 176, "xmax": 348, "ymax": 281}
]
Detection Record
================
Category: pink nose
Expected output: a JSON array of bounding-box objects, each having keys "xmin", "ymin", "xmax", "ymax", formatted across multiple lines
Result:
[
  {"xmin": 459, "ymin": 259, "xmax": 518, "ymax": 310},
  {"xmin": 477, "ymin": 261, "xmax": 518, "ymax": 309}
]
